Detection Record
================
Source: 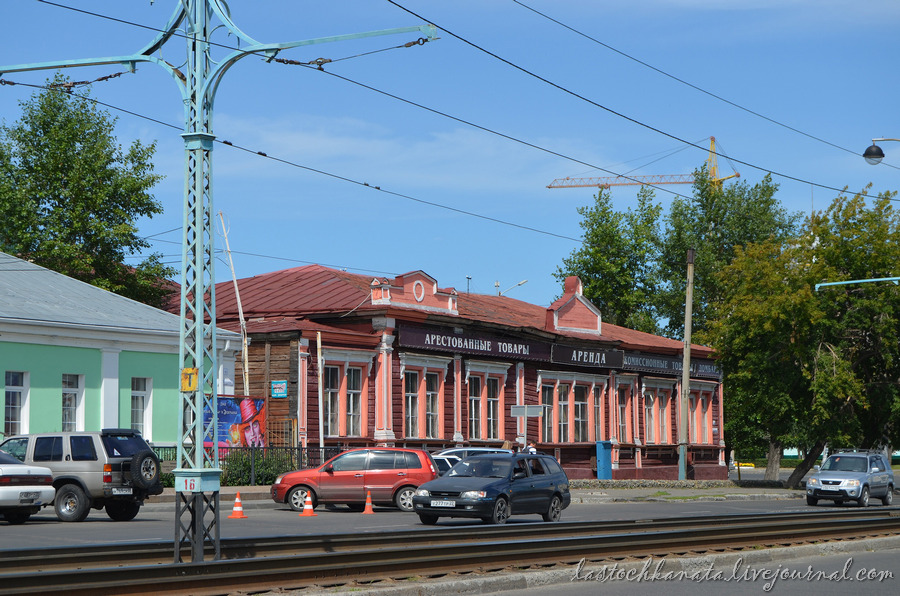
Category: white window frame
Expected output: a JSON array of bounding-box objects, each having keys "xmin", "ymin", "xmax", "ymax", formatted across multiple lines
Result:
[
  {"xmin": 62, "ymin": 373, "xmax": 84, "ymax": 432},
  {"xmin": 399, "ymin": 353, "xmax": 451, "ymax": 440},
  {"xmin": 131, "ymin": 377, "xmax": 152, "ymax": 440},
  {"xmin": 4, "ymin": 371, "xmax": 28, "ymax": 438},
  {"xmin": 464, "ymin": 360, "xmax": 511, "ymax": 442},
  {"xmin": 404, "ymin": 370, "xmax": 419, "ymax": 438}
]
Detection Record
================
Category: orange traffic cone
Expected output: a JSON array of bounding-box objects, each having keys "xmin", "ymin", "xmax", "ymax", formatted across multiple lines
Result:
[
  {"xmin": 298, "ymin": 493, "xmax": 317, "ymax": 517},
  {"xmin": 362, "ymin": 491, "xmax": 375, "ymax": 514},
  {"xmin": 228, "ymin": 492, "xmax": 247, "ymax": 519}
]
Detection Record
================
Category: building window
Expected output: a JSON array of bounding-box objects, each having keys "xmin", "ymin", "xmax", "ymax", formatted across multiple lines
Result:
[
  {"xmin": 593, "ymin": 386, "xmax": 604, "ymax": 441},
  {"xmin": 700, "ymin": 395, "xmax": 710, "ymax": 443},
  {"xmin": 322, "ymin": 364, "xmax": 366, "ymax": 438},
  {"xmin": 617, "ymin": 386, "xmax": 630, "ymax": 442},
  {"xmin": 131, "ymin": 377, "xmax": 151, "ymax": 438},
  {"xmin": 323, "ymin": 366, "xmax": 340, "ymax": 436},
  {"xmin": 658, "ymin": 393, "xmax": 669, "ymax": 443},
  {"xmin": 399, "ymin": 354, "xmax": 450, "ymax": 440},
  {"xmin": 644, "ymin": 392, "xmax": 655, "ymax": 444},
  {"xmin": 468, "ymin": 375, "xmax": 482, "ymax": 440},
  {"xmin": 425, "ymin": 372, "xmax": 439, "ymax": 439},
  {"xmin": 4, "ymin": 371, "xmax": 25, "ymax": 437},
  {"xmin": 486, "ymin": 377, "xmax": 500, "ymax": 440},
  {"xmin": 404, "ymin": 371, "xmax": 419, "ymax": 438},
  {"xmin": 689, "ymin": 394, "xmax": 697, "ymax": 443},
  {"xmin": 62, "ymin": 373, "xmax": 82, "ymax": 432},
  {"xmin": 541, "ymin": 385, "xmax": 554, "ymax": 442},
  {"xmin": 346, "ymin": 368, "xmax": 362, "ymax": 436},
  {"xmin": 557, "ymin": 384, "xmax": 570, "ymax": 443},
  {"xmin": 574, "ymin": 386, "xmax": 588, "ymax": 442}
]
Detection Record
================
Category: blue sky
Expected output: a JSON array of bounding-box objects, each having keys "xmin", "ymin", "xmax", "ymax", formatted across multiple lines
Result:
[{"xmin": 2, "ymin": 1, "xmax": 899, "ymax": 307}]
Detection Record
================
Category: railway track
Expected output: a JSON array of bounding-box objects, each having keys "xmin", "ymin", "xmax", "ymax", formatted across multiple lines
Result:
[{"xmin": 3, "ymin": 508, "xmax": 899, "ymax": 595}]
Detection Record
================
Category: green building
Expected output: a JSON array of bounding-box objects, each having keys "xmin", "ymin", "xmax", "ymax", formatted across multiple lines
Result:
[{"xmin": 0, "ymin": 251, "xmax": 240, "ymax": 446}]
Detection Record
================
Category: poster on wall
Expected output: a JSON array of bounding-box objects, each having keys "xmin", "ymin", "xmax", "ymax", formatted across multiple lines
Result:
[{"xmin": 203, "ymin": 396, "xmax": 267, "ymax": 447}]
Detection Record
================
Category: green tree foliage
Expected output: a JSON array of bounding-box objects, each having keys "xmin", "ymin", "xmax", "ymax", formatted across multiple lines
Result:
[
  {"xmin": 0, "ymin": 74, "xmax": 174, "ymax": 308},
  {"xmin": 555, "ymin": 186, "xmax": 663, "ymax": 334},
  {"xmin": 658, "ymin": 170, "xmax": 801, "ymax": 339},
  {"xmin": 707, "ymin": 188, "xmax": 900, "ymax": 486}
]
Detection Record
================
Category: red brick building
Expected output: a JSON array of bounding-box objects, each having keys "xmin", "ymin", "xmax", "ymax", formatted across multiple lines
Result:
[{"xmin": 212, "ymin": 265, "xmax": 725, "ymax": 480}]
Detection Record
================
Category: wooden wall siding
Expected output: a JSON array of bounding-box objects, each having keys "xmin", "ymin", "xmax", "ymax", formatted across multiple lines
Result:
[
  {"xmin": 523, "ymin": 367, "xmax": 540, "ymax": 443},
  {"xmin": 636, "ymin": 393, "xmax": 644, "ymax": 445},
  {"xmin": 442, "ymin": 372, "xmax": 456, "ymax": 440},
  {"xmin": 502, "ymin": 372, "xmax": 517, "ymax": 441},
  {"xmin": 391, "ymin": 356, "xmax": 404, "ymax": 437},
  {"xmin": 306, "ymin": 349, "xmax": 321, "ymax": 446}
]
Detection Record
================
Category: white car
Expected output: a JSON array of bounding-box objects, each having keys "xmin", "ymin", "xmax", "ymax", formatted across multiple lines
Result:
[
  {"xmin": 437, "ymin": 447, "xmax": 515, "ymax": 460},
  {"xmin": 0, "ymin": 449, "xmax": 55, "ymax": 524}
]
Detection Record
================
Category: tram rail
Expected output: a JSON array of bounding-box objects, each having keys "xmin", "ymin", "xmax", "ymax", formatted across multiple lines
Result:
[{"xmin": 2, "ymin": 508, "xmax": 899, "ymax": 595}]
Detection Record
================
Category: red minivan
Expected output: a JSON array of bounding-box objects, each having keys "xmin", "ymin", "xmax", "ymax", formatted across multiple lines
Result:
[{"xmin": 271, "ymin": 448, "xmax": 438, "ymax": 512}]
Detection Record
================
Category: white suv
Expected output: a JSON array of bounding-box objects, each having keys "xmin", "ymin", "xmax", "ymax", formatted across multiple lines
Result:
[{"xmin": 0, "ymin": 428, "xmax": 162, "ymax": 522}]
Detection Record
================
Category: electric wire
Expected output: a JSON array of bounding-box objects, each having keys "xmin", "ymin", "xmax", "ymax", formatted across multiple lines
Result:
[
  {"xmin": 385, "ymin": 0, "xmax": 900, "ymax": 192},
  {"xmin": 510, "ymin": 0, "xmax": 898, "ymax": 168}
]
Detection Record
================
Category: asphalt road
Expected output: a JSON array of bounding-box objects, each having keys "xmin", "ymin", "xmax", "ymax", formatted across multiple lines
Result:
[{"xmin": 1, "ymin": 498, "xmax": 818, "ymax": 550}]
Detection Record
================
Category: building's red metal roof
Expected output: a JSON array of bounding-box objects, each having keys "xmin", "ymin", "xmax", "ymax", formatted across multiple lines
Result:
[{"xmin": 210, "ymin": 264, "xmax": 712, "ymax": 357}]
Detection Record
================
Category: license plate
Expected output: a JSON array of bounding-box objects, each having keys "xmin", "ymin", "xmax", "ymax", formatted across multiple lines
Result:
[
  {"xmin": 19, "ymin": 492, "xmax": 39, "ymax": 499},
  {"xmin": 112, "ymin": 487, "xmax": 133, "ymax": 495},
  {"xmin": 430, "ymin": 499, "xmax": 456, "ymax": 507}
]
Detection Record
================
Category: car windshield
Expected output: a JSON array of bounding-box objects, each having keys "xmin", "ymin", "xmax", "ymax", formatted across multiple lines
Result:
[
  {"xmin": 821, "ymin": 456, "xmax": 867, "ymax": 473},
  {"xmin": 448, "ymin": 458, "xmax": 511, "ymax": 478}
]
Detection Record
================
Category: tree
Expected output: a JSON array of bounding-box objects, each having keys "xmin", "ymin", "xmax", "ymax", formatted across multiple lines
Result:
[
  {"xmin": 0, "ymin": 74, "xmax": 174, "ymax": 308},
  {"xmin": 707, "ymin": 188, "xmax": 900, "ymax": 486},
  {"xmin": 555, "ymin": 186, "xmax": 663, "ymax": 334},
  {"xmin": 658, "ymin": 170, "xmax": 800, "ymax": 339}
]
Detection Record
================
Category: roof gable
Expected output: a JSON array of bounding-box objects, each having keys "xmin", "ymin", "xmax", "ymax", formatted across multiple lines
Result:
[
  {"xmin": 546, "ymin": 276, "xmax": 602, "ymax": 335},
  {"xmin": 370, "ymin": 271, "xmax": 458, "ymax": 315}
]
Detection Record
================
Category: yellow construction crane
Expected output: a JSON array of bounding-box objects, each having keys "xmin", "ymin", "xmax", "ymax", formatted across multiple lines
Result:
[{"xmin": 547, "ymin": 136, "xmax": 739, "ymax": 189}]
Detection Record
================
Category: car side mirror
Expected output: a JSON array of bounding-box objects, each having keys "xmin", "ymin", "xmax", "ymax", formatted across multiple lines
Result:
[
  {"xmin": 513, "ymin": 471, "xmax": 527, "ymax": 480},
  {"xmin": 323, "ymin": 464, "xmax": 333, "ymax": 473},
  {"xmin": 813, "ymin": 465, "xmax": 820, "ymax": 471}
]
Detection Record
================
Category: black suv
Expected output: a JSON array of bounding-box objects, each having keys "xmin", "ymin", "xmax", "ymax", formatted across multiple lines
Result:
[{"xmin": 0, "ymin": 428, "xmax": 162, "ymax": 522}]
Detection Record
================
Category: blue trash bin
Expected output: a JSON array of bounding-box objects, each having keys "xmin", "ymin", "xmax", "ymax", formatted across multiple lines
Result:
[{"xmin": 596, "ymin": 441, "xmax": 613, "ymax": 480}]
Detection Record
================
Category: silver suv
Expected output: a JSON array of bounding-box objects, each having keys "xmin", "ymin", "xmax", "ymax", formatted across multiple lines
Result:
[
  {"xmin": 806, "ymin": 450, "xmax": 894, "ymax": 507},
  {"xmin": 0, "ymin": 428, "xmax": 162, "ymax": 522}
]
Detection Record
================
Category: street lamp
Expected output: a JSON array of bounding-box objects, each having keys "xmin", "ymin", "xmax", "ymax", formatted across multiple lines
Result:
[
  {"xmin": 498, "ymin": 279, "xmax": 528, "ymax": 295},
  {"xmin": 863, "ymin": 138, "xmax": 900, "ymax": 165}
]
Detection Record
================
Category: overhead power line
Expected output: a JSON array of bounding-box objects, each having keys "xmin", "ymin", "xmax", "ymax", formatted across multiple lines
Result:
[{"xmin": 385, "ymin": 0, "xmax": 900, "ymax": 190}]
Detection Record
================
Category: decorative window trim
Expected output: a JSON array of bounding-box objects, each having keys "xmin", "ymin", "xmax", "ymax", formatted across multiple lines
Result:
[
  {"xmin": 321, "ymin": 348, "xmax": 376, "ymax": 377},
  {"xmin": 464, "ymin": 359, "xmax": 512, "ymax": 386},
  {"xmin": 537, "ymin": 370, "xmax": 609, "ymax": 388},
  {"xmin": 399, "ymin": 352, "xmax": 452, "ymax": 380}
]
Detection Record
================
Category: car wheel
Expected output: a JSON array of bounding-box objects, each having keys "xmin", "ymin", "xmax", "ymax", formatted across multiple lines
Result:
[
  {"xmin": 488, "ymin": 497, "xmax": 509, "ymax": 524},
  {"xmin": 55, "ymin": 484, "xmax": 91, "ymax": 522},
  {"xmin": 130, "ymin": 450, "xmax": 161, "ymax": 490},
  {"xmin": 881, "ymin": 486, "xmax": 893, "ymax": 506},
  {"xmin": 287, "ymin": 486, "xmax": 316, "ymax": 512},
  {"xmin": 857, "ymin": 486, "xmax": 870, "ymax": 508},
  {"xmin": 806, "ymin": 496, "xmax": 818, "ymax": 506},
  {"xmin": 542, "ymin": 495, "xmax": 563, "ymax": 522},
  {"xmin": 105, "ymin": 501, "xmax": 141, "ymax": 521},
  {"xmin": 394, "ymin": 486, "xmax": 416, "ymax": 512},
  {"xmin": 418, "ymin": 513, "xmax": 439, "ymax": 525},
  {"xmin": 3, "ymin": 510, "xmax": 31, "ymax": 525}
]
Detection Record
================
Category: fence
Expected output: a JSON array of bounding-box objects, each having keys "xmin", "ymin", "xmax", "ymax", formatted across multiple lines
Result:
[{"xmin": 152, "ymin": 446, "xmax": 343, "ymax": 486}]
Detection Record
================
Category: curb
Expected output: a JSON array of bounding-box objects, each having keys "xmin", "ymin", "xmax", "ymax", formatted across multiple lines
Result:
[{"xmin": 294, "ymin": 535, "xmax": 900, "ymax": 595}]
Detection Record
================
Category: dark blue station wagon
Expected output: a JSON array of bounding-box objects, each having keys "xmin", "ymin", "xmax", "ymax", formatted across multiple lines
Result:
[{"xmin": 412, "ymin": 453, "xmax": 571, "ymax": 525}]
